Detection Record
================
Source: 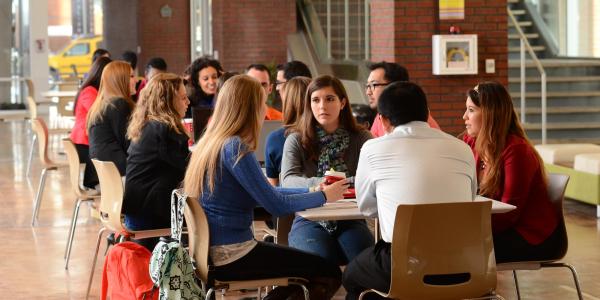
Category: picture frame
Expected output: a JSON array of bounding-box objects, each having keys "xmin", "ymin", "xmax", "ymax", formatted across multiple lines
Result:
[{"xmin": 432, "ymin": 34, "xmax": 478, "ymax": 75}]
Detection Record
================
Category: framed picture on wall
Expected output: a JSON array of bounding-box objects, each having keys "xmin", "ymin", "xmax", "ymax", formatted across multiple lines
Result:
[{"xmin": 432, "ymin": 34, "xmax": 478, "ymax": 75}]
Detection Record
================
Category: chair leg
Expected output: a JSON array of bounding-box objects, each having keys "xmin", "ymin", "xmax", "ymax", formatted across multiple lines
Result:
[
  {"xmin": 31, "ymin": 168, "xmax": 49, "ymax": 226},
  {"xmin": 85, "ymin": 227, "xmax": 107, "ymax": 300},
  {"xmin": 512, "ymin": 270, "xmax": 521, "ymax": 300},
  {"xmin": 206, "ymin": 288, "xmax": 214, "ymax": 300},
  {"xmin": 65, "ymin": 198, "xmax": 90, "ymax": 269},
  {"xmin": 26, "ymin": 134, "xmax": 37, "ymax": 177},
  {"xmin": 541, "ymin": 263, "xmax": 584, "ymax": 300}
]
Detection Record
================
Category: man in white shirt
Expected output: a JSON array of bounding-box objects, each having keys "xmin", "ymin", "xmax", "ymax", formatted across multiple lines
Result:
[{"xmin": 343, "ymin": 81, "xmax": 477, "ymax": 300}]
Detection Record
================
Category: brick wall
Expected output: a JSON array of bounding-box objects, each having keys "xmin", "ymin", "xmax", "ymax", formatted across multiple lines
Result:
[
  {"xmin": 137, "ymin": 0, "xmax": 190, "ymax": 75},
  {"xmin": 212, "ymin": 1, "xmax": 296, "ymax": 72},
  {"xmin": 370, "ymin": 0, "xmax": 508, "ymax": 135}
]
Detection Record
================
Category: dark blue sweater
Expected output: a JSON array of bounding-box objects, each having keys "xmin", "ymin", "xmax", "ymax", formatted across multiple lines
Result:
[{"xmin": 264, "ymin": 127, "xmax": 286, "ymax": 179}]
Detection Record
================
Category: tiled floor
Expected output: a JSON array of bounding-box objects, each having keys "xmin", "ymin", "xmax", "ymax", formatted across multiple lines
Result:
[{"xmin": 1, "ymin": 119, "xmax": 599, "ymax": 299}]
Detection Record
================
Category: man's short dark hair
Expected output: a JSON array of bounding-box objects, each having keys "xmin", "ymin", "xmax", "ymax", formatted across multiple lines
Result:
[
  {"xmin": 246, "ymin": 63, "xmax": 269, "ymax": 73},
  {"xmin": 146, "ymin": 57, "xmax": 168, "ymax": 72},
  {"xmin": 92, "ymin": 48, "xmax": 110, "ymax": 63},
  {"xmin": 368, "ymin": 61, "xmax": 409, "ymax": 82},
  {"xmin": 281, "ymin": 60, "xmax": 312, "ymax": 80},
  {"xmin": 121, "ymin": 51, "xmax": 137, "ymax": 69},
  {"xmin": 378, "ymin": 81, "xmax": 428, "ymax": 126}
]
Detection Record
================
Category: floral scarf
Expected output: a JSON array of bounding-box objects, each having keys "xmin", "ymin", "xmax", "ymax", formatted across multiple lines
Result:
[
  {"xmin": 316, "ymin": 127, "xmax": 350, "ymax": 177},
  {"xmin": 315, "ymin": 126, "xmax": 350, "ymax": 233}
]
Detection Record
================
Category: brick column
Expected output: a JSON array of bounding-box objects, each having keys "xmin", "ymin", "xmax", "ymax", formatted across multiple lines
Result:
[
  {"xmin": 370, "ymin": 0, "xmax": 508, "ymax": 135},
  {"xmin": 212, "ymin": 0, "xmax": 296, "ymax": 72}
]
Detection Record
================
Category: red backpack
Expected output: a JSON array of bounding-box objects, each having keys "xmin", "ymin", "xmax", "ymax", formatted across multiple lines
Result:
[{"xmin": 101, "ymin": 241, "xmax": 157, "ymax": 300}]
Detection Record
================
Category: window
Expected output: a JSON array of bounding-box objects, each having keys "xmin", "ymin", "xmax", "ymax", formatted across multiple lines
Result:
[{"xmin": 65, "ymin": 43, "xmax": 89, "ymax": 56}]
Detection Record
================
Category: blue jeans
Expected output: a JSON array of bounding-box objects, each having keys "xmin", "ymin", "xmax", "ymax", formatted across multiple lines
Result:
[{"xmin": 289, "ymin": 218, "xmax": 374, "ymax": 265}]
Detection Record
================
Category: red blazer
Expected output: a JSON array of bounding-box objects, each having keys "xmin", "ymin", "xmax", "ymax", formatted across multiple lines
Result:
[
  {"xmin": 70, "ymin": 86, "xmax": 98, "ymax": 145},
  {"xmin": 463, "ymin": 134, "xmax": 558, "ymax": 245}
]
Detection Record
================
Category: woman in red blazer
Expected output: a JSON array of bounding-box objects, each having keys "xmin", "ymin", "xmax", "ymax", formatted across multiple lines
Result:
[
  {"xmin": 70, "ymin": 56, "xmax": 111, "ymax": 189},
  {"xmin": 462, "ymin": 81, "xmax": 560, "ymax": 263}
]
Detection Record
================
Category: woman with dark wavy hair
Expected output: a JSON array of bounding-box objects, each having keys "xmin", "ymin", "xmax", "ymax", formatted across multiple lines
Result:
[
  {"xmin": 462, "ymin": 81, "xmax": 559, "ymax": 263},
  {"xmin": 184, "ymin": 56, "xmax": 223, "ymax": 117}
]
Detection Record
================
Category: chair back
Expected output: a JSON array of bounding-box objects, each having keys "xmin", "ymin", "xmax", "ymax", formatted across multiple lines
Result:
[
  {"xmin": 255, "ymin": 120, "xmax": 282, "ymax": 163},
  {"xmin": 31, "ymin": 118, "xmax": 53, "ymax": 166},
  {"xmin": 91, "ymin": 159, "xmax": 126, "ymax": 233},
  {"xmin": 388, "ymin": 201, "xmax": 496, "ymax": 300},
  {"xmin": 183, "ymin": 196, "xmax": 211, "ymax": 283},
  {"xmin": 27, "ymin": 96, "xmax": 37, "ymax": 119},
  {"xmin": 62, "ymin": 138, "xmax": 88, "ymax": 198},
  {"xmin": 546, "ymin": 173, "xmax": 570, "ymax": 259}
]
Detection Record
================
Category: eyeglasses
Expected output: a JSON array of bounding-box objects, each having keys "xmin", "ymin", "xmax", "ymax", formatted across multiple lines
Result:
[
  {"xmin": 275, "ymin": 80, "xmax": 287, "ymax": 86},
  {"xmin": 365, "ymin": 82, "xmax": 389, "ymax": 91}
]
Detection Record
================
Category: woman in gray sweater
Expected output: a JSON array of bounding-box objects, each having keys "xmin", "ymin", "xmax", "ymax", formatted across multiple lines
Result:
[{"xmin": 281, "ymin": 75, "xmax": 374, "ymax": 265}]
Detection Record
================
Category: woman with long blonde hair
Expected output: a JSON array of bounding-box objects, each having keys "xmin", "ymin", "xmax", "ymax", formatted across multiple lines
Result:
[
  {"xmin": 183, "ymin": 74, "xmax": 345, "ymax": 299},
  {"xmin": 280, "ymin": 75, "xmax": 373, "ymax": 266},
  {"xmin": 264, "ymin": 76, "xmax": 311, "ymax": 186},
  {"xmin": 122, "ymin": 73, "xmax": 190, "ymax": 249},
  {"xmin": 87, "ymin": 60, "xmax": 137, "ymax": 175},
  {"xmin": 462, "ymin": 81, "xmax": 559, "ymax": 263}
]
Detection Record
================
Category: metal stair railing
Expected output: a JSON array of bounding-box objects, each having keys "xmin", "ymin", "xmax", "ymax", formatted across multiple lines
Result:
[{"xmin": 508, "ymin": 7, "xmax": 548, "ymax": 144}]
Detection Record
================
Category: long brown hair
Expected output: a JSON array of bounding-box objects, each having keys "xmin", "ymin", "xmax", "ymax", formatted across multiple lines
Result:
[
  {"xmin": 469, "ymin": 81, "xmax": 545, "ymax": 196},
  {"xmin": 183, "ymin": 75, "xmax": 264, "ymax": 198},
  {"xmin": 86, "ymin": 61, "xmax": 134, "ymax": 130},
  {"xmin": 127, "ymin": 73, "xmax": 187, "ymax": 142},
  {"xmin": 298, "ymin": 75, "xmax": 363, "ymax": 160},
  {"xmin": 282, "ymin": 76, "xmax": 311, "ymax": 134}
]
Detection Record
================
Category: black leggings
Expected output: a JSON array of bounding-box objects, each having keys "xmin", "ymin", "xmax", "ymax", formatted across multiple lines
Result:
[
  {"xmin": 493, "ymin": 225, "xmax": 564, "ymax": 263},
  {"xmin": 74, "ymin": 143, "xmax": 99, "ymax": 189},
  {"xmin": 210, "ymin": 241, "xmax": 342, "ymax": 300}
]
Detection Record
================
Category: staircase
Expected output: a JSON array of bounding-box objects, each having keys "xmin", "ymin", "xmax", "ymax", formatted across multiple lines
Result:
[{"xmin": 508, "ymin": 0, "xmax": 600, "ymax": 144}]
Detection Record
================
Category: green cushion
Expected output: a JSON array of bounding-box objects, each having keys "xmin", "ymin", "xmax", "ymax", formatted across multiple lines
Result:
[{"xmin": 545, "ymin": 164, "xmax": 600, "ymax": 205}]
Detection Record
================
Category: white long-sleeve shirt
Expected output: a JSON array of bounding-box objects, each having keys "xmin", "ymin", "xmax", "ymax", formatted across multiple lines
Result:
[{"xmin": 356, "ymin": 121, "xmax": 477, "ymax": 242}]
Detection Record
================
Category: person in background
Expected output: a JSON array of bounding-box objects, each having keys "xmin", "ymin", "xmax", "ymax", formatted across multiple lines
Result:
[
  {"xmin": 87, "ymin": 61, "xmax": 137, "ymax": 176},
  {"xmin": 281, "ymin": 75, "xmax": 374, "ymax": 266},
  {"xmin": 343, "ymin": 82, "xmax": 476, "ymax": 300},
  {"xmin": 462, "ymin": 81, "xmax": 559, "ymax": 263},
  {"xmin": 70, "ymin": 56, "xmax": 112, "ymax": 189},
  {"xmin": 246, "ymin": 64, "xmax": 283, "ymax": 120},
  {"xmin": 137, "ymin": 57, "xmax": 168, "ymax": 94},
  {"xmin": 366, "ymin": 61, "xmax": 440, "ymax": 137},
  {"xmin": 185, "ymin": 56, "xmax": 223, "ymax": 117},
  {"xmin": 123, "ymin": 73, "xmax": 190, "ymax": 250},
  {"xmin": 121, "ymin": 51, "xmax": 138, "ymax": 74},
  {"xmin": 216, "ymin": 71, "xmax": 239, "ymax": 97},
  {"xmin": 275, "ymin": 60, "xmax": 313, "ymax": 99},
  {"xmin": 183, "ymin": 74, "xmax": 345, "ymax": 299},
  {"xmin": 121, "ymin": 50, "xmax": 142, "ymax": 101},
  {"xmin": 92, "ymin": 48, "xmax": 111, "ymax": 63},
  {"xmin": 265, "ymin": 76, "xmax": 311, "ymax": 186}
]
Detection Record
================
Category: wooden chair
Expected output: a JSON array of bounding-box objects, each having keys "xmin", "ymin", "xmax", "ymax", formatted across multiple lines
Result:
[
  {"xmin": 496, "ymin": 173, "xmax": 583, "ymax": 300},
  {"xmin": 86, "ymin": 159, "xmax": 170, "ymax": 300},
  {"xmin": 183, "ymin": 196, "xmax": 310, "ymax": 300},
  {"xmin": 30, "ymin": 118, "xmax": 68, "ymax": 226},
  {"xmin": 61, "ymin": 138, "xmax": 101, "ymax": 270},
  {"xmin": 25, "ymin": 96, "xmax": 70, "ymax": 177},
  {"xmin": 359, "ymin": 201, "xmax": 501, "ymax": 300}
]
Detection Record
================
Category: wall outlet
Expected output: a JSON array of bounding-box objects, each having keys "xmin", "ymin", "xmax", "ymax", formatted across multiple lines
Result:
[{"xmin": 485, "ymin": 59, "xmax": 495, "ymax": 73}]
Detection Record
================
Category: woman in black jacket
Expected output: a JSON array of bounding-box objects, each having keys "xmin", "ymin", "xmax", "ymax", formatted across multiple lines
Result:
[
  {"xmin": 87, "ymin": 61, "xmax": 137, "ymax": 176},
  {"xmin": 123, "ymin": 73, "xmax": 190, "ymax": 248}
]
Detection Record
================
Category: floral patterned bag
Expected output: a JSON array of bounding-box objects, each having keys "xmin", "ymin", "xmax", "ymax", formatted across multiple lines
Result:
[{"xmin": 149, "ymin": 189, "xmax": 205, "ymax": 300}]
